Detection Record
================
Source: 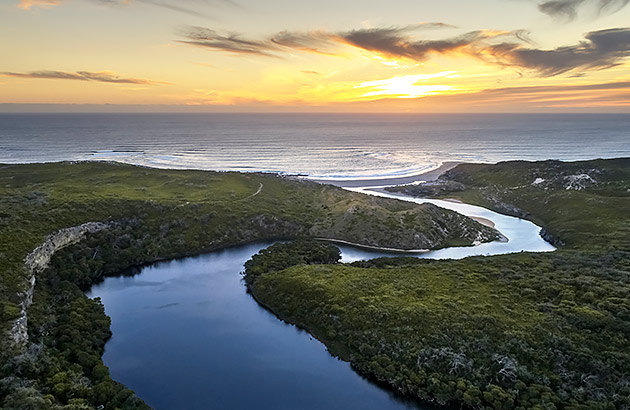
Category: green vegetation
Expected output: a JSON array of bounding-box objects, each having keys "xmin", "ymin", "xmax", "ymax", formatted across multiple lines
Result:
[
  {"xmin": 0, "ymin": 161, "xmax": 492, "ymax": 409},
  {"xmin": 246, "ymin": 158, "xmax": 630, "ymax": 410},
  {"xmin": 243, "ymin": 240, "xmax": 341, "ymax": 286},
  {"xmin": 388, "ymin": 158, "xmax": 630, "ymax": 250}
]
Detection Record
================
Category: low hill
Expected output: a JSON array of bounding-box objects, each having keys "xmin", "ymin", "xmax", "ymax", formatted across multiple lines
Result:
[{"xmin": 247, "ymin": 158, "xmax": 630, "ymax": 410}]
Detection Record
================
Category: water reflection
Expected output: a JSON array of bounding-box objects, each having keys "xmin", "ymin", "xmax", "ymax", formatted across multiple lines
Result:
[{"xmin": 88, "ymin": 243, "xmax": 428, "ymax": 410}]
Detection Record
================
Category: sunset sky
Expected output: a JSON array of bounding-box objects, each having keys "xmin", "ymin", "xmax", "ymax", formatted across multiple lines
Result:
[{"xmin": 1, "ymin": 0, "xmax": 630, "ymax": 112}]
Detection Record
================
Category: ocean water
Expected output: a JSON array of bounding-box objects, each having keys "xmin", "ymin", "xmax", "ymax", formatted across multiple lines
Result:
[{"xmin": 1, "ymin": 113, "xmax": 629, "ymax": 178}]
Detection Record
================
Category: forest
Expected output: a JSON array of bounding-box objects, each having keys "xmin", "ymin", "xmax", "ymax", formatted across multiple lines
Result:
[
  {"xmin": 0, "ymin": 161, "xmax": 492, "ymax": 409},
  {"xmin": 246, "ymin": 158, "xmax": 630, "ymax": 410}
]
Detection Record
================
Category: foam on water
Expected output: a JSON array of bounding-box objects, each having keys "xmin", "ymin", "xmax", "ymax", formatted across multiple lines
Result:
[{"xmin": 1, "ymin": 113, "xmax": 629, "ymax": 179}]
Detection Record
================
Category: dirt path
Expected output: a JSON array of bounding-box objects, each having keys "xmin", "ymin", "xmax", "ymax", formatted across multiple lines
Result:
[{"xmin": 241, "ymin": 183, "xmax": 263, "ymax": 201}]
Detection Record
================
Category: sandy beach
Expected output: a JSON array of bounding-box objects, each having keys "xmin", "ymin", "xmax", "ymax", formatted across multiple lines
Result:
[{"xmin": 308, "ymin": 162, "xmax": 462, "ymax": 188}]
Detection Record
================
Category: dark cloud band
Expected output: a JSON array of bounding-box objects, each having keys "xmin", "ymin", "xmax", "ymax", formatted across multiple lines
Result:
[
  {"xmin": 179, "ymin": 23, "xmax": 630, "ymax": 77},
  {"xmin": 537, "ymin": 0, "xmax": 629, "ymax": 21},
  {"xmin": 486, "ymin": 27, "xmax": 630, "ymax": 76}
]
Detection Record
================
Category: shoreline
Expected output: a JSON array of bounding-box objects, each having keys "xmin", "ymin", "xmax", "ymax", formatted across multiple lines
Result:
[
  {"xmin": 468, "ymin": 216, "xmax": 496, "ymax": 228},
  {"xmin": 308, "ymin": 162, "xmax": 462, "ymax": 188}
]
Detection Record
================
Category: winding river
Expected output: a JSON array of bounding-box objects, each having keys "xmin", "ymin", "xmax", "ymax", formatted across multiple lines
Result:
[
  {"xmin": 87, "ymin": 187, "xmax": 555, "ymax": 410},
  {"xmin": 340, "ymin": 187, "xmax": 556, "ymax": 262}
]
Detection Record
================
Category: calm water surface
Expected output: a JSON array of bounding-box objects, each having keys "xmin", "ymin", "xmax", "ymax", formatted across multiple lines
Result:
[{"xmin": 87, "ymin": 243, "xmax": 426, "ymax": 410}]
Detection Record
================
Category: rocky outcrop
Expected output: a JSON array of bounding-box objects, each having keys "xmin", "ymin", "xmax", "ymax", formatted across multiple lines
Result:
[
  {"xmin": 540, "ymin": 228, "xmax": 565, "ymax": 247},
  {"xmin": 10, "ymin": 222, "xmax": 110, "ymax": 345}
]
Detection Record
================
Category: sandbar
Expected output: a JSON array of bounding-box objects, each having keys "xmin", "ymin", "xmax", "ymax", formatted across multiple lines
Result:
[{"xmin": 308, "ymin": 162, "xmax": 462, "ymax": 188}]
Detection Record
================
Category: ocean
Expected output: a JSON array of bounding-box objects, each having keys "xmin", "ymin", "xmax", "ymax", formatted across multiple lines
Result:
[{"xmin": 1, "ymin": 113, "xmax": 629, "ymax": 178}]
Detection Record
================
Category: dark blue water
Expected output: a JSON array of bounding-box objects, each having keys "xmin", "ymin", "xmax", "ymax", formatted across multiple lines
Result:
[
  {"xmin": 87, "ymin": 243, "xmax": 426, "ymax": 410},
  {"xmin": 1, "ymin": 113, "xmax": 629, "ymax": 179}
]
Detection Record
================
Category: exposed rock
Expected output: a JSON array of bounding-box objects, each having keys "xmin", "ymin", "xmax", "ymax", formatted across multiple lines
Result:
[
  {"xmin": 540, "ymin": 228, "xmax": 565, "ymax": 247},
  {"xmin": 564, "ymin": 174, "xmax": 596, "ymax": 190},
  {"xmin": 10, "ymin": 222, "xmax": 110, "ymax": 345}
]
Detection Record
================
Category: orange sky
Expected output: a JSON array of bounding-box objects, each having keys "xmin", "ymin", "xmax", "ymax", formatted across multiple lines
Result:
[{"xmin": 1, "ymin": 0, "xmax": 630, "ymax": 112}]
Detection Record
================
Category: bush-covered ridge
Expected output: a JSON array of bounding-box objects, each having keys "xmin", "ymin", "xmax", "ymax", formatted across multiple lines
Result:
[
  {"xmin": 387, "ymin": 157, "xmax": 630, "ymax": 250},
  {"xmin": 247, "ymin": 158, "xmax": 630, "ymax": 410},
  {"xmin": 243, "ymin": 240, "xmax": 341, "ymax": 286},
  {"xmin": 0, "ymin": 161, "xmax": 494, "ymax": 409}
]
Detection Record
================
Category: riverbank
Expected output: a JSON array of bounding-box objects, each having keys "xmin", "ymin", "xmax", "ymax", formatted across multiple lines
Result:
[{"xmin": 247, "ymin": 158, "xmax": 630, "ymax": 410}]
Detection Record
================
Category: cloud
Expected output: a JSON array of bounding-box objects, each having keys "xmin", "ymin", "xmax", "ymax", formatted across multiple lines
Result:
[
  {"xmin": 95, "ymin": 0, "xmax": 222, "ymax": 18},
  {"xmin": 436, "ymin": 79, "xmax": 630, "ymax": 108},
  {"xmin": 538, "ymin": 0, "xmax": 586, "ymax": 20},
  {"xmin": 333, "ymin": 25, "xmax": 628, "ymax": 77},
  {"xmin": 177, "ymin": 26, "xmax": 281, "ymax": 56},
  {"xmin": 1, "ymin": 70, "xmax": 169, "ymax": 85},
  {"xmin": 18, "ymin": 0, "xmax": 62, "ymax": 9},
  {"xmin": 18, "ymin": 0, "xmax": 239, "ymax": 16},
  {"xmin": 270, "ymin": 30, "xmax": 338, "ymax": 54},
  {"xmin": 480, "ymin": 80, "xmax": 630, "ymax": 95},
  {"xmin": 177, "ymin": 23, "xmax": 484, "ymax": 59},
  {"xmin": 485, "ymin": 27, "xmax": 630, "ymax": 76},
  {"xmin": 178, "ymin": 27, "xmax": 354, "ymax": 57},
  {"xmin": 537, "ymin": 0, "xmax": 629, "ymax": 21},
  {"xmin": 179, "ymin": 23, "xmax": 630, "ymax": 77},
  {"xmin": 337, "ymin": 27, "xmax": 510, "ymax": 61}
]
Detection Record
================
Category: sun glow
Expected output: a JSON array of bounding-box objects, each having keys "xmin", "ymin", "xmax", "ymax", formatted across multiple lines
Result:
[
  {"xmin": 4, "ymin": 0, "xmax": 630, "ymax": 112},
  {"xmin": 356, "ymin": 72, "xmax": 456, "ymax": 99}
]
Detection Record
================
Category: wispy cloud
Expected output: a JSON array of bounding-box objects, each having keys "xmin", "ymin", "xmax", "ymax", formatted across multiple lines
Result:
[
  {"xmin": 177, "ymin": 23, "xmax": 472, "ymax": 59},
  {"xmin": 177, "ymin": 26, "xmax": 281, "ymax": 56},
  {"xmin": 270, "ymin": 30, "xmax": 338, "ymax": 55},
  {"xmin": 337, "ymin": 27, "xmax": 514, "ymax": 61},
  {"xmin": 479, "ymin": 80, "xmax": 630, "ymax": 96},
  {"xmin": 18, "ymin": 0, "xmax": 239, "ymax": 17},
  {"xmin": 1, "ymin": 70, "xmax": 169, "ymax": 85},
  {"xmin": 537, "ymin": 0, "xmax": 629, "ymax": 21},
  {"xmin": 485, "ymin": 27, "xmax": 630, "ymax": 76},
  {"xmin": 18, "ymin": 0, "xmax": 62, "ymax": 10},
  {"xmin": 433, "ymin": 79, "xmax": 630, "ymax": 108}
]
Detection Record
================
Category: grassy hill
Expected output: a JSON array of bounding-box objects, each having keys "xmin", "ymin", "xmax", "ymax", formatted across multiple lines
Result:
[{"xmin": 247, "ymin": 158, "xmax": 630, "ymax": 410}]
